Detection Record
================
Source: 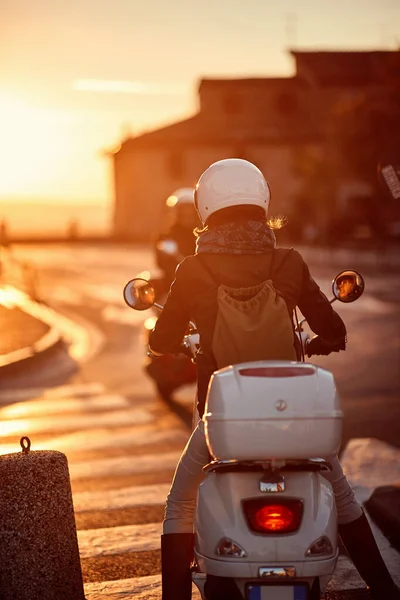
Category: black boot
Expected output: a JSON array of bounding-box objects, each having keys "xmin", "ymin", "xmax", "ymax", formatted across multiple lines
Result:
[
  {"xmin": 338, "ymin": 512, "xmax": 400, "ymax": 600},
  {"xmin": 161, "ymin": 533, "xmax": 194, "ymax": 600}
]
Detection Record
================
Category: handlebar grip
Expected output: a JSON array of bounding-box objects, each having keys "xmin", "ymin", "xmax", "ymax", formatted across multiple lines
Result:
[{"xmin": 180, "ymin": 341, "xmax": 193, "ymax": 358}]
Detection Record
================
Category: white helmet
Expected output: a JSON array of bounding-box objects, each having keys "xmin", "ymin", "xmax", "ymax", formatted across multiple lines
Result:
[
  {"xmin": 194, "ymin": 158, "xmax": 271, "ymax": 224},
  {"xmin": 166, "ymin": 187, "xmax": 194, "ymax": 207}
]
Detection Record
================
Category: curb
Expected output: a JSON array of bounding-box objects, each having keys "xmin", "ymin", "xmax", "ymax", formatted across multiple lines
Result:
[
  {"xmin": 0, "ymin": 285, "xmax": 103, "ymax": 378},
  {"xmin": 0, "ymin": 285, "xmax": 64, "ymax": 374},
  {"xmin": 0, "ymin": 285, "xmax": 105, "ymax": 373},
  {"xmin": 0, "ymin": 324, "xmax": 63, "ymax": 370}
]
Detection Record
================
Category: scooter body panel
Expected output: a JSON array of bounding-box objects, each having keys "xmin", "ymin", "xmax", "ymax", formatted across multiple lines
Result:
[{"xmin": 194, "ymin": 462, "xmax": 338, "ymax": 596}]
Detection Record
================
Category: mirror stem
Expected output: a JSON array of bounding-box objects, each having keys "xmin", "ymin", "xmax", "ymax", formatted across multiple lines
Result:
[{"xmin": 329, "ymin": 297, "xmax": 337, "ymax": 304}]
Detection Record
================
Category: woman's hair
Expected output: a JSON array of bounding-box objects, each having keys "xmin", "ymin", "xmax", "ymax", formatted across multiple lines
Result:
[{"xmin": 194, "ymin": 204, "xmax": 286, "ymax": 236}]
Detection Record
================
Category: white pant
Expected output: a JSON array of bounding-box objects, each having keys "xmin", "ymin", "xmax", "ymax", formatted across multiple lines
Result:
[{"xmin": 163, "ymin": 421, "xmax": 362, "ymax": 534}]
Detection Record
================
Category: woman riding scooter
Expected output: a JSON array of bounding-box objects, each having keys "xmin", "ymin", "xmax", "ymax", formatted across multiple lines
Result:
[{"xmin": 149, "ymin": 159, "xmax": 400, "ymax": 600}]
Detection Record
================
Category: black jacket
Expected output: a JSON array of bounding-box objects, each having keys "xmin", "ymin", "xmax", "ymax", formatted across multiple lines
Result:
[{"xmin": 149, "ymin": 248, "xmax": 346, "ymax": 416}]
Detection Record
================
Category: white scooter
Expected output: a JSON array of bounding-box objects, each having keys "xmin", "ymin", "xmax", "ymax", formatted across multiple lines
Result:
[{"xmin": 123, "ymin": 270, "xmax": 365, "ymax": 600}]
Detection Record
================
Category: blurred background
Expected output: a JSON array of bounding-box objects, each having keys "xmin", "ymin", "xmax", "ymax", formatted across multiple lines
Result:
[{"xmin": 1, "ymin": 0, "xmax": 399, "ymax": 247}]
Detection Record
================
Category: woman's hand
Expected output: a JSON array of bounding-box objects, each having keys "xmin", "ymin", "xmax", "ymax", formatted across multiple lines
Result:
[{"xmin": 306, "ymin": 336, "xmax": 346, "ymax": 357}]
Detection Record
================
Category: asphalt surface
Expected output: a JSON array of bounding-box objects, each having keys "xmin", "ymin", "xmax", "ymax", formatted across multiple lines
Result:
[{"xmin": 0, "ymin": 243, "xmax": 399, "ymax": 599}]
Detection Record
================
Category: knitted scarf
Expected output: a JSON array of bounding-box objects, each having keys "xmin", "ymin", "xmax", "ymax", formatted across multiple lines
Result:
[{"xmin": 196, "ymin": 220, "xmax": 276, "ymax": 254}]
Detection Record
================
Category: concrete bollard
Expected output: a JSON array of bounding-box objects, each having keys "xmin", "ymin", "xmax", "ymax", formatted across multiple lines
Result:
[{"xmin": 0, "ymin": 437, "xmax": 85, "ymax": 600}]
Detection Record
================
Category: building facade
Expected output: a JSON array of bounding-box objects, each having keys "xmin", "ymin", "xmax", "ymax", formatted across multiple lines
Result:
[{"xmin": 111, "ymin": 50, "xmax": 399, "ymax": 241}]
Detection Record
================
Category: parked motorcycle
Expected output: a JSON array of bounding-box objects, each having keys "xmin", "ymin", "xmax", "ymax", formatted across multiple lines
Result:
[{"xmin": 123, "ymin": 269, "xmax": 365, "ymax": 600}]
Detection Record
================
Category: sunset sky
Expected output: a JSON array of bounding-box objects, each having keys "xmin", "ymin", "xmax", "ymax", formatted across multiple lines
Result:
[{"xmin": 1, "ymin": 0, "xmax": 399, "ymax": 206}]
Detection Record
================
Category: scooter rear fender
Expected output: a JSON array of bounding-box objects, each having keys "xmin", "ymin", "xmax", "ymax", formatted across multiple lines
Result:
[{"xmin": 195, "ymin": 470, "xmax": 338, "ymax": 563}]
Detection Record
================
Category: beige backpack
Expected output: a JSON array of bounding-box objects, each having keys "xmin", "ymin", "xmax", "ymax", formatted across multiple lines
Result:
[{"xmin": 199, "ymin": 252, "xmax": 297, "ymax": 369}]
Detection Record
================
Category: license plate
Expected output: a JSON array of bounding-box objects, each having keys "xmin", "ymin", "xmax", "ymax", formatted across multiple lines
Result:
[{"xmin": 247, "ymin": 584, "xmax": 308, "ymax": 600}]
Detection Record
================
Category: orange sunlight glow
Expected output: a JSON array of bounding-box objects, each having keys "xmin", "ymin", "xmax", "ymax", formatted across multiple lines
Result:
[
  {"xmin": 0, "ymin": 91, "xmax": 114, "ymax": 204},
  {"xmin": 73, "ymin": 79, "xmax": 189, "ymax": 95},
  {"xmin": 0, "ymin": 92, "xmax": 78, "ymax": 198}
]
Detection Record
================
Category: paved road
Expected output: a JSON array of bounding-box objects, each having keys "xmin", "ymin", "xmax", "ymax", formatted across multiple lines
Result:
[{"xmin": 0, "ymin": 243, "xmax": 399, "ymax": 599}]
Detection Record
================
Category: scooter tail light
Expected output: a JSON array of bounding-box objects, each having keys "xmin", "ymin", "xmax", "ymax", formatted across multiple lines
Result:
[
  {"xmin": 216, "ymin": 537, "xmax": 247, "ymax": 558},
  {"xmin": 243, "ymin": 499, "xmax": 303, "ymax": 534},
  {"xmin": 306, "ymin": 536, "xmax": 334, "ymax": 557}
]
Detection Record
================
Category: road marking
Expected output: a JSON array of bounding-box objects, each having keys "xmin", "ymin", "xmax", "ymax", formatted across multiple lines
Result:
[
  {"xmin": 0, "ymin": 393, "xmax": 129, "ymax": 420},
  {"xmin": 0, "ymin": 408, "xmax": 154, "ymax": 437},
  {"xmin": 44, "ymin": 382, "xmax": 106, "ymax": 398},
  {"xmin": 0, "ymin": 426, "xmax": 187, "ymax": 457},
  {"xmin": 38, "ymin": 426, "xmax": 186, "ymax": 452},
  {"xmin": 83, "ymin": 575, "xmax": 153, "ymax": 600},
  {"xmin": 78, "ymin": 522, "xmax": 162, "ymax": 558},
  {"xmin": 83, "ymin": 574, "xmax": 201, "ymax": 600},
  {"xmin": 0, "ymin": 382, "xmax": 106, "ymax": 403},
  {"xmin": 73, "ymin": 483, "xmax": 171, "ymax": 512},
  {"xmin": 70, "ymin": 450, "xmax": 180, "ymax": 480},
  {"xmin": 84, "ymin": 575, "xmax": 200, "ymax": 600}
]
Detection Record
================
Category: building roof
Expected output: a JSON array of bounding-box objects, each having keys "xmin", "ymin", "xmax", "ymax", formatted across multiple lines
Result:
[
  {"xmin": 291, "ymin": 50, "xmax": 400, "ymax": 86},
  {"xmin": 118, "ymin": 76, "xmax": 317, "ymax": 151},
  {"xmin": 198, "ymin": 76, "xmax": 307, "ymax": 92},
  {"xmin": 118, "ymin": 112, "xmax": 320, "ymax": 151}
]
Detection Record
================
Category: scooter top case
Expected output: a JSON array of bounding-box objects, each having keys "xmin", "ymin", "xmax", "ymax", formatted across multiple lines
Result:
[{"xmin": 204, "ymin": 361, "xmax": 342, "ymax": 461}]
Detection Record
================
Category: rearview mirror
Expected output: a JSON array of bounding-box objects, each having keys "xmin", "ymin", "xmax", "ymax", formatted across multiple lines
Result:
[
  {"xmin": 332, "ymin": 270, "xmax": 365, "ymax": 303},
  {"xmin": 123, "ymin": 278, "xmax": 156, "ymax": 310}
]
